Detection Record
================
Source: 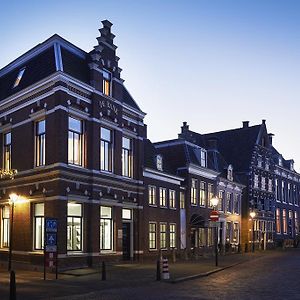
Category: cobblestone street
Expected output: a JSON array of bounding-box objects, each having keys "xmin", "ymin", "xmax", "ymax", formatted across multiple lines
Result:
[{"xmin": 55, "ymin": 249, "xmax": 300, "ymax": 300}]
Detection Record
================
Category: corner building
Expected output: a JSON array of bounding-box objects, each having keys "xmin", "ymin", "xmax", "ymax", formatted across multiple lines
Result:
[{"xmin": 0, "ymin": 20, "xmax": 146, "ymax": 268}]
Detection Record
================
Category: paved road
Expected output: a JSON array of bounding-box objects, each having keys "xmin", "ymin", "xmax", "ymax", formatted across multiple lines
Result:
[{"xmin": 55, "ymin": 249, "xmax": 300, "ymax": 300}]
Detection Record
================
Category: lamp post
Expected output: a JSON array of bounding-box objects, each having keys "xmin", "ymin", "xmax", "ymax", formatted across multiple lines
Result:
[
  {"xmin": 250, "ymin": 211, "xmax": 256, "ymax": 253},
  {"xmin": 210, "ymin": 197, "xmax": 219, "ymax": 267},
  {"xmin": 8, "ymin": 193, "xmax": 27, "ymax": 271}
]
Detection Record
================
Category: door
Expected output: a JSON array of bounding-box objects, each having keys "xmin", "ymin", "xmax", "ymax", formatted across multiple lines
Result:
[{"xmin": 122, "ymin": 223, "xmax": 131, "ymax": 260}]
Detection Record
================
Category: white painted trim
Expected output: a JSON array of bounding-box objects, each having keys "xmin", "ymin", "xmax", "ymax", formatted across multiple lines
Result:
[
  {"xmin": 188, "ymin": 164, "xmax": 220, "ymax": 180},
  {"xmin": 54, "ymin": 42, "xmax": 63, "ymax": 71},
  {"xmin": 143, "ymin": 169, "xmax": 183, "ymax": 185}
]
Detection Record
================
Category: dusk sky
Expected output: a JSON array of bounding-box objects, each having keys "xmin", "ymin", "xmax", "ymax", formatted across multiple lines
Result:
[{"xmin": 1, "ymin": 1, "xmax": 299, "ymax": 170}]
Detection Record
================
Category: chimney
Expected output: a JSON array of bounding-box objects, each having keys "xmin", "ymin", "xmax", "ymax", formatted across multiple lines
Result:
[
  {"xmin": 181, "ymin": 121, "xmax": 189, "ymax": 132},
  {"xmin": 268, "ymin": 133, "xmax": 274, "ymax": 145},
  {"xmin": 262, "ymin": 119, "xmax": 266, "ymax": 125},
  {"xmin": 242, "ymin": 121, "xmax": 249, "ymax": 128},
  {"xmin": 207, "ymin": 138, "xmax": 218, "ymax": 150}
]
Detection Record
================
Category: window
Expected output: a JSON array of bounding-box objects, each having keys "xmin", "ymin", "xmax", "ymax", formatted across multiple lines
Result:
[
  {"xmin": 35, "ymin": 120, "xmax": 46, "ymax": 167},
  {"xmin": 100, "ymin": 206, "xmax": 113, "ymax": 251},
  {"xmin": 265, "ymin": 159, "xmax": 269, "ymax": 171},
  {"xmin": 282, "ymin": 209, "xmax": 287, "ymax": 234},
  {"xmin": 3, "ymin": 132, "xmax": 11, "ymax": 170},
  {"xmin": 122, "ymin": 209, "xmax": 132, "ymax": 220},
  {"xmin": 268, "ymin": 179, "xmax": 272, "ymax": 193},
  {"xmin": 199, "ymin": 181, "xmax": 206, "ymax": 206},
  {"xmin": 180, "ymin": 192, "xmax": 185, "ymax": 209},
  {"xmin": 200, "ymin": 150, "xmax": 206, "ymax": 167},
  {"xmin": 233, "ymin": 194, "xmax": 240, "ymax": 214},
  {"xmin": 160, "ymin": 223, "xmax": 167, "ymax": 249},
  {"xmin": 275, "ymin": 179, "xmax": 279, "ymax": 201},
  {"xmin": 170, "ymin": 223, "xmax": 176, "ymax": 248},
  {"xmin": 276, "ymin": 208, "xmax": 281, "ymax": 233},
  {"xmin": 1, "ymin": 206, "xmax": 10, "ymax": 248},
  {"xmin": 226, "ymin": 192, "xmax": 232, "ymax": 213},
  {"xmin": 100, "ymin": 127, "xmax": 112, "ymax": 172},
  {"xmin": 233, "ymin": 223, "xmax": 239, "ymax": 244},
  {"xmin": 34, "ymin": 203, "xmax": 44, "ymax": 250},
  {"xmin": 282, "ymin": 182, "xmax": 285, "ymax": 202},
  {"xmin": 278, "ymin": 157, "xmax": 282, "ymax": 166},
  {"xmin": 169, "ymin": 190, "xmax": 176, "ymax": 209},
  {"xmin": 257, "ymin": 156, "xmax": 262, "ymax": 168},
  {"xmin": 148, "ymin": 186, "xmax": 156, "ymax": 206},
  {"xmin": 103, "ymin": 70, "xmax": 111, "ymax": 96},
  {"xmin": 198, "ymin": 228, "xmax": 205, "ymax": 247},
  {"xmin": 295, "ymin": 212, "xmax": 299, "ymax": 235},
  {"xmin": 227, "ymin": 165, "xmax": 233, "ymax": 181},
  {"xmin": 68, "ymin": 116, "xmax": 83, "ymax": 166},
  {"xmin": 122, "ymin": 137, "xmax": 132, "ymax": 177},
  {"xmin": 191, "ymin": 179, "xmax": 197, "ymax": 205},
  {"xmin": 156, "ymin": 155, "xmax": 163, "ymax": 171},
  {"xmin": 207, "ymin": 228, "xmax": 213, "ymax": 246},
  {"xmin": 254, "ymin": 175, "xmax": 259, "ymax": 189},
  {"xmin": 261, "ymin": 177, "xmax": 266, "ymax": 191},
  {"xmin": 67, "ymin": 203, "xmax": 82, "ymax": 251},
  {"xmin": 13, "ymin": 68, "xmax": 26, "ymax": 88},
  {"xmin": 208, "ymin": 184, "xmax": 214, "ymax": 206},
  {"xmin": 218, "ymin": 190, "xmax": 224, "ymax": 211},
  {"xmin": 149, "ymin": 222, "xmax": 157, "ymax": 250},
  {"xmin": 159, "ymin": 188, "xmax": 167, "ymax": 207},
  {"xmin": 288, "ymin": 183, "xmax": 292, "ymax": 204},
  {"xmin": 226, "ymin": 222, "xmax": 232, "ymax": 243},
  {"xmin": 289, "ymin": 210, "xmax": 293, "ymax": 235}
]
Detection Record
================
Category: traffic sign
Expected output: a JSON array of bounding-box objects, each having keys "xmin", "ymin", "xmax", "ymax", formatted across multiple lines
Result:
[
  {"xmin": 210, "ymin": 210, "xmax": 219, "ymax": 222},
  {"xmin": 47, "ymin": 233, "xmax": 57, "ymax": 246},
  {"xmin": 45, "ymin": 218, "xmax": 58, "ymax": 233}
]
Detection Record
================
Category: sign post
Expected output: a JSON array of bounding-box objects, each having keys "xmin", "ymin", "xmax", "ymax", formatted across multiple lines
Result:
[
  {"xmin": 210, "ymin": 210, "xmax": 219, "ymax": 267},
  {"xmin": 44, "ymin": 218, "xmax": 58, "ymax": 280}
]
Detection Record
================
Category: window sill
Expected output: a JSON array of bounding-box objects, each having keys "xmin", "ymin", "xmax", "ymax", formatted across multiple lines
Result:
[
  {"xmin": 149, "ymin": 205, "xmax": 158, "ymax": 208},
  {"xmin": 169, "ymin": 207, "xmax": 177, "ymax": 210},
  {"xmin": 66, "ymin": 251, "xmax": 84, "ymax": 256},
  {"xmin": 100, "ymin": 250, "xmax": 116, "ymax": 254},
  {"xmin": 159, "ymin": 206, "xmax": 168, "ymax": 209}
]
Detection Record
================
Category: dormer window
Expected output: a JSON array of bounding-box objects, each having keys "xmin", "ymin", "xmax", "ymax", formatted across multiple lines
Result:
[
  {"xmin": 13, "ymin": 68, "xmax": 26, "ymax": 88},
  {"xmin": 257, "ymin": 156, "xmax": 262, "ymax": 168},
  {"xmin": 227, "ymin": 165, "xmax": 233, "ymax": 181},
  {"xmin": 200, "ymin": 149, "xmax": 206, "ymax": 167},
  {"xmin": 290, "ymin": 162, "xmax": 294, "ymax": 171},
  {"xmin": 278, "ymin": 157, "xmax": 282, "ymax": 166},
  {"xmin": 156, "ymin": 155, "xmax": 163, "ymax": 171},
  {"xmin": 103, "ymin": 70, "xmax": 111, "ymax": 96}
]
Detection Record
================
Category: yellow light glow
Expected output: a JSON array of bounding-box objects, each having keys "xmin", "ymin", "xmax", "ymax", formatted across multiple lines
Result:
[
  {"xmin": 210, "ymin": 197, "xmax": 219, "ymax": 207},
  {"xmin": 9, "ymin": 193, "xmax": 28, "ymax": 205},
  {"xmin": 250, "ymin": 211, "xmax": 256, "ymax": 219}
]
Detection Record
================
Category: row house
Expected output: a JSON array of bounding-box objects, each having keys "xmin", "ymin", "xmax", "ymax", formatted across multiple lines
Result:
[
  {"xmin": 0, "ymin": 20, "xmax": 146, "ymax": 268},
  {"xmin": 179, "ymin": 120, "xmax": 300, "ymax": 251},
  {"xmin": 272, "ymin": 148, "xmax": 300, "ymax": 246}
]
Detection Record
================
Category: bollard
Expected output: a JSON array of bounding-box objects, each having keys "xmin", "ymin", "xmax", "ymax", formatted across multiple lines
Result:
[
  {"xmin": 10, "ymin": 270, "xmax": 16, "ymax": 300},
  {"xmin": 162, "ymin": 258, "xmax": 170, "ymax": 280},
  {"xmin": 156, "ymin": 260, "xmax": 161, "ymax": 281},
  {"xmin": 101, "ymin": 261, "xmax": 106, "ymax": 281}
]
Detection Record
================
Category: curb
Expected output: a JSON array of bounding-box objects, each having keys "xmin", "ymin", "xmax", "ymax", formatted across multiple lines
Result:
[{"xmin": 170, "ymin": 260, "xmax": 250, "ymax": 283}]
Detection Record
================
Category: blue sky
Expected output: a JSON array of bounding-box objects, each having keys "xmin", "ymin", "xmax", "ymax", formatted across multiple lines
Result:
[{"xmin": 1, "ymin": 0, "xmax": 299, "ymax": 170}]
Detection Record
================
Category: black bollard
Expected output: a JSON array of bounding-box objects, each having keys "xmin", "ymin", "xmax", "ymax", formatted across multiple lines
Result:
[
  {"xmin": 156, "ymin": 260, "xmax": 161, "ymax": 281},
  {"xmin": 10, "ymin": 270, "xmax": 16, "ymax": 300},
  {"xmin": 102, "ymin": 261, "xmax": 106, "ymax": 281}
]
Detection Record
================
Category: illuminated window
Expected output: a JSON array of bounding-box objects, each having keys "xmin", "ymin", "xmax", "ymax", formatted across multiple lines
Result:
[
  {"xmin": 169, "ymin": 190, "xmax": 176, "ymax": 209},
  {"xmin": 233, "ymin": 223, "xmax": 239, "ymax": 244},
  {"xmin": 207, "ymin": 227, "xmax": 213, "ymax": 246},
  {"xmin": 68, "ymin": 116, "xmax": 83, "ymax": 166},
  {"xmin": 170, "ymin": 223, "xmax": 176, "ymax": 248},
  {"xmin": 3, "ymin": 132, "xmax": 11, "ymax": 170},
  {"xmin": 233, "ymin": 194, "xmax": 240, "ymax": 214},
  {"xmin": 122, "ymin": 209, "xmax": 132, "ymax": 220},
  {"xmin": 199, "ymin": 181, "xmax": 206, "ymax": 206},
  {"xmin": 13, "ymin": 68, "xmax": 26, "ymax": 88},
  {"xmin": 103, "ymin": 70, "xmax": 111, "ymax": 96},
  {"xmin": 198, "ymin": 228, "xmax": 205, "ymax": 247},
  {"xmin": 67, "ymin": 203, "xmax": 82, "ymax": 251},
  {"xmin": 180, "ymin": 192, "xmax": 185, "ymax": 209},
  {"xmin": 160, "ymin": 223, "xmax": 167, "ymax": 249},
  {"xmin": 148, "ymin": 186, "xmax": 156, "ymax": 206},
  {"xmin": 295, "ymin": 212, "xmax": 299, "ymax": 235},
  {"xmin": 191, "ymin": 179, "xmax": 197, "ymax": 205},
  {"xmin": 226, "ymin": 222, "xmax": 232, "ymax": 243},
  {"xmin": 149, "ymin": 222, "xmax": 157, "ymax": 250},
  {"xmin": 35, "ymin": 120, "xmax": 46, "ymax": 167},
  {"xmin": 282, "ymin": 209, "xmax": 287, "ymax": 234},
  {"xmin": 100, "ymin": 127, "xmax": 112, "ymax": 172},
  {"xmin": 159, "ymin": 188, "xmax": 167, "ymax": 207},
  {"xmin": 200, "ymin": 150, "xmax": 206, "ymax": 167},
  {"xmin": 218, "ymin": 190, "xmax": 224, "ymax": 211},
  {"xmin": 208, "ymin": 184, "xmax": 214, "ymax": 206},
  {"xmin": 254, "ymin": 175, "xmax": 259, "ymax": 188},
  {"xmin": 276, "ymin": 208, "xmax": 281, "ymax": 233},
  {"xmin": 100, "ymin": 206, "xmax": 113, "ymax": 250},
  {"xmin": 122, "ymin": 137, "xmax": 132, "ymax": 177},
  {"xmin": 1, "ymin": 206, "xmax": 10, "ymax": 248},
  {"xmin": 226, "ymin": 192, "xmax": 232, "ymax": 213},
  {"xmin": 34, "ymin": 203, "xmax": 44, "ymax": 250}
]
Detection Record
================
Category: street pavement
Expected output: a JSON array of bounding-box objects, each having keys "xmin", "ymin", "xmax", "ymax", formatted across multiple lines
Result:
[{"xmin": 0, "ymin": 249, "xmax": 299, "ymax": 299}]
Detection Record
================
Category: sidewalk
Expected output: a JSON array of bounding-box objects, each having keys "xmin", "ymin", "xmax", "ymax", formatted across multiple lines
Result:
[{"xmin": 0, "ymin": 251, "xmax": 268, "ymax": 300}]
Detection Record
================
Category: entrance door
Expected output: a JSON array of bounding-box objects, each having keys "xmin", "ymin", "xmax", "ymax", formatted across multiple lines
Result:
[{"xmin": 122, "ymin": 223, "xmax": 131, "ymax": 260}]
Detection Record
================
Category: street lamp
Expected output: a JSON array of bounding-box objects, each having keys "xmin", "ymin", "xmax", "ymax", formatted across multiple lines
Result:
[
  {"xmin": 250, "ymin": 211, "xmax": 256, "ymax": 253},
  {"xmin": 210, "ymin": 196, "xmax": 219, "ymax": 267},
  {"xmin": 8, "ymin": 193, "xmax": 27, "ymax": 271}
]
